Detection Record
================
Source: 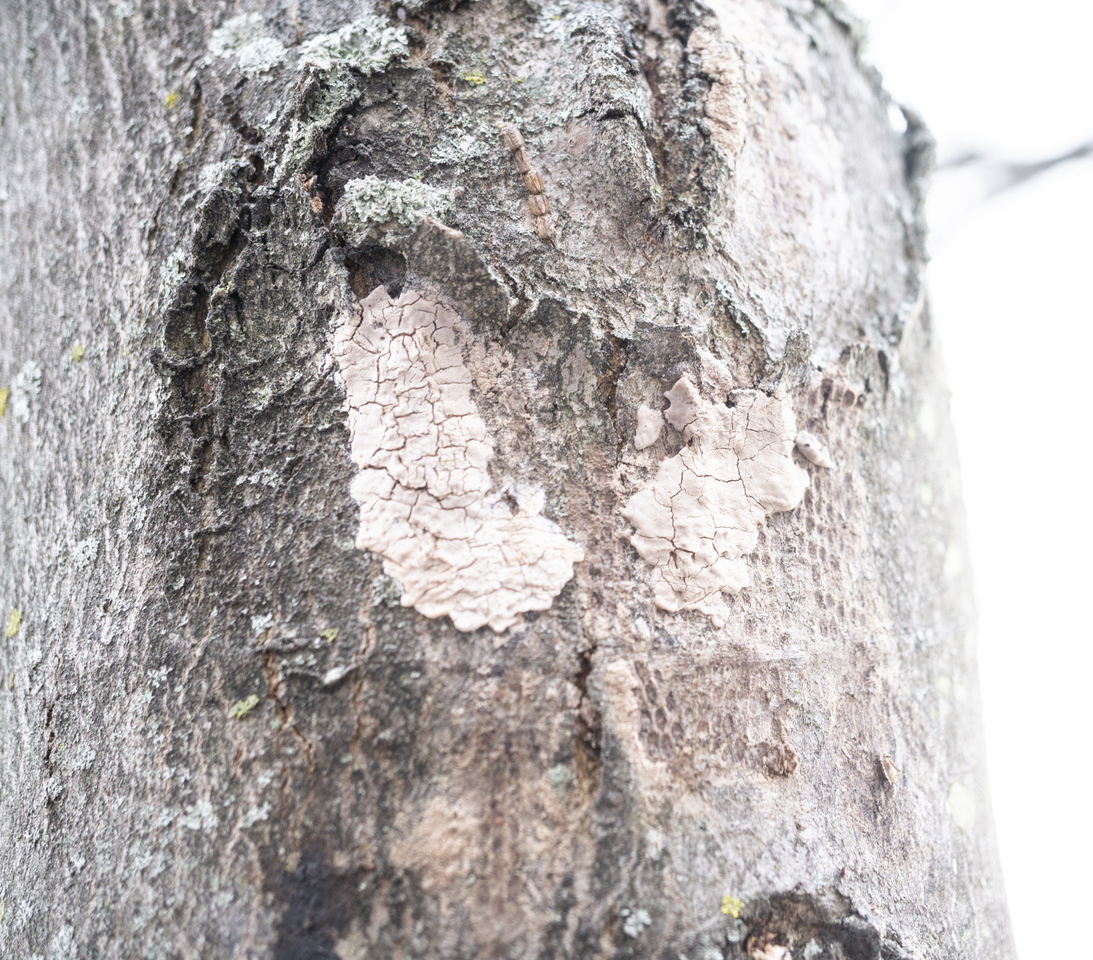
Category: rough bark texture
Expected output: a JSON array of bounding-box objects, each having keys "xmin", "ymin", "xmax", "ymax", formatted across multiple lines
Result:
[{"xmin": 0, "ymin": 0, "xmax": 1013, "ymax": 958}]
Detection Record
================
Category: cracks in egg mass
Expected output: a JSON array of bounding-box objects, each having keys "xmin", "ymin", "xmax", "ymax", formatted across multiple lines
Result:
[
  {"xmin": 622, "ymin": 375, "xmax": 810, "ymax": 618},
  {"xmin": 332, "ymin": 286, "xmax": 583, "ymax": 633}
]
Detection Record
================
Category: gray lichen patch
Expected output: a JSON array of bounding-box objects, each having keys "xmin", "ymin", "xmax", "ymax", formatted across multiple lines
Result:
[
  {"xmin": 209, "ymin": 11, "xmax": 407, "ymax": 79},
  {"xmin": 9, "ymin": 360, "xmax": 41, "ymax": 424},
  {"xmin": 298, "ymin": 14, "xmax": 409, "ymax": 74},
  {"xmin": 208, "ymin": 14, "xmax": 287, "ymax": 77},
  {"xmin": 204, "ymin": 10, "xmax": 411, "ymax": 192},
  {"xmin": 332, "ymin": 285, "xmax": 583, "ymax": 633},
  {"xmin": 622, "ymin": 375, "xmax": 809, "ymax": 618},
  {"xmin": 333, "ymin": 177, "xmax": 455, "ymax": 248}
]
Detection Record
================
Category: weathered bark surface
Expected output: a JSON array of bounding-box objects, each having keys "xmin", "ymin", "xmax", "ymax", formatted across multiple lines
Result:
[{"xmin": 0, "ymin": 0, "xmax": 1012, "ymax": 958}]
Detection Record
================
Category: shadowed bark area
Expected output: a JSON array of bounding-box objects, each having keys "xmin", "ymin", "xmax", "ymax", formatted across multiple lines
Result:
[{"xmin": 0, "ymin": 0, "xmax": 1013, "ymax": 957}]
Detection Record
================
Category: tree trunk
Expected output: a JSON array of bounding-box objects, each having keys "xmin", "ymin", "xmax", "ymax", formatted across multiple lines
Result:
[{"xmin": 0, "ymin": 0, "xmax": 1013, "ymax": 957}]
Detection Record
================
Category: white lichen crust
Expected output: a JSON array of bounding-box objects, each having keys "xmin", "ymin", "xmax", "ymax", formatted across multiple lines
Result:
[
  {"xmin": 332, "ymin": 286, "xmax": 584, "ymax": 633},
  {"xmin": 622, "ymin": 376, "xmax": 809, "ymax": 616}
]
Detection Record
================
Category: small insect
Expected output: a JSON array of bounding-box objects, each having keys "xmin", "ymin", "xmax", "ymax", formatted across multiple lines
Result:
[
  {"xmin": 879, "ymin": 753, "xmax": 901, "ymax": 785},
  {"xmin": 794, "ymin": 430, "xmax": 834, "ymax": 469},
  {"xmin": 746, "ymin": 935, "xmax": 792, "ymax": 960},
  {"xmin": 499, "ymin": 122, "xmax": 554, "ymax": 242},
  {"xmin": 299, "ymin": 173, "xmax": 324, "ymax": 215},
  {"xmin": 322, "ymin": 663, "xmax": 356, "ymax": 687}
]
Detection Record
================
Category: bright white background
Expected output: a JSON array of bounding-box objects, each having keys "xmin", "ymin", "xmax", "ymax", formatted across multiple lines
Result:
[{"xmin": 846, "ymin": 2, "xmax": 1093, "ymax": 957}]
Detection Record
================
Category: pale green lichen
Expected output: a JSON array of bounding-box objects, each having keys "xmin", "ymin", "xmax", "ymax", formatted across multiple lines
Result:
[
  {"xmin": 71, "ymin": 538, "xmax": 99, "ymax": 571},
  {"xmin": 250, "ymin": 613, "xmax": 274, "ymax": 635},
  {"xmin": 333, "ymin": 176, "xmax": 453, "ymax": 247},
  {"xmin": 258, "ymin": 15, "xmax": 408, "ymax": 185},
  {"xmin": 156, "ymin": 252, "xmax": 188, "ymax": 308},
  {"xmin": 430, "ymin": 133, "xmax": 490, "ymax": 166},
  {"xmin": 209, "ymin": 13, "xmax": 287, "ymax": 77},
  {"xmin": 237, "ymin": 37, "xmax": 287, "ymax": 76},
  {"xmin": 197, "ymin": 159, "xmax": 244, "ymax": 194},
  {"xmin": 10, "ymin": 360, "xmax": 41, "ymax": 424},
  {"xmin": 71, "ymin": 344, "xmax": 85, "ymax": 363},
  {"xmin": 180, "ymin": 799, "xmax": 220, "ymax": 831},
  {"xmin": 5, "ymin": 609, "xmax": 21, "ymax": 638},
  {"xmin": 546, "ymin": 763, "xmax": 573, "ymax": 795},
  {"xmin": 620, "ymin": 907, "xmax": 651, "ymax": 938},
  {"xmin": 461, "ymin": 70, "xmax": 487, "ymax": 85},
  {"xmin": 239, "ymin": 802, "xmax": 270, "ymax": 828},
  {"xmin": 277, "ymin": 65, "xmax": 361, "ymax": 179},
  {"xmin": 228, "ymin": 694, "xmax": 260, "ymax": 719},
  {"xmin": 299, "ymin": 14, "xmax": 409, "ymax": 74},
  {"xmin": 0, "ymin": 387, "xmax": 8, "ymax": 417},
  {"xmin": 321, "ymin": 628, "xmax": 339, "ymax": 643}
]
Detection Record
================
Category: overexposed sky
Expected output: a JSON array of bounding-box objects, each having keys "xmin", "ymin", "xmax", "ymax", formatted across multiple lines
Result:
[
  {"xmin": 848, "ymin": 2, "xmax": 1093, "ymax": 958},
  {"xmin": 853, "ymin": 0, "xmax": 1093, "ymax": 161}
]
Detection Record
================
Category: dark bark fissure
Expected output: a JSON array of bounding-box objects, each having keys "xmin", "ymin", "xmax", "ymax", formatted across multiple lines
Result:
[
  {"xmin": 596, "ymin": 333, "xmax": 630, "ymax": 454},
  {"xmin": 344, "ymin": 246, "xmax": 408, "ymax": 300},
  {"xmin": 43, "ymin": 701, "xmax": 56, "ymax": 772},
  {"xmin": 184, "ymin": 81, "xmax": 205, "ymax": 153},
  {"xmin": 221, "ymin": 91, "xmax": 265, "ymax": 145}
]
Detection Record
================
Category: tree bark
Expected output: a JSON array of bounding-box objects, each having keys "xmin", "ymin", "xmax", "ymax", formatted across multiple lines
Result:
[{"xmin": 0, "ymin": 0, "xmax": 1013, "ymax": 958}]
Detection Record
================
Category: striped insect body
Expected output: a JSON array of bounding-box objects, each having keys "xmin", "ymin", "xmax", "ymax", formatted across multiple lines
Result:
[
  {"xmin": 500, "ymin": 123, "xmax": 524, "ymax": 153},
  {"xmin": 499, "ymin": 122, "xmax": 554, "ymax": 242},
  {"xmin": 523, "ymin": 169, "xmax": 544, "ymax": 194}
]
